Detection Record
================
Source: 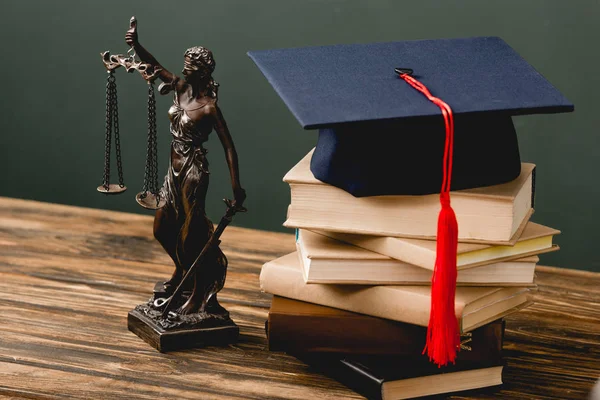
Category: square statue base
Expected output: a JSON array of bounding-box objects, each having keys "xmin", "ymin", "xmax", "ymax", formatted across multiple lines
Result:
[{"xmin": 128, "ymin": 300, "xmax": 239, "ymax": 352}]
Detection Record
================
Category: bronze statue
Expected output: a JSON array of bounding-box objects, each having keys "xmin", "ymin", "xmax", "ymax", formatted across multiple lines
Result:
[{"xmin": 102, "ymin": 17, "xmax": 247, "ymax": 351}]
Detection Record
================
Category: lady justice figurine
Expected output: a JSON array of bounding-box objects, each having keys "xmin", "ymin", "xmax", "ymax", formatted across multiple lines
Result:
[{"xmin": 102, "ymin": 18, "xmax": 247, "ymax": 351}]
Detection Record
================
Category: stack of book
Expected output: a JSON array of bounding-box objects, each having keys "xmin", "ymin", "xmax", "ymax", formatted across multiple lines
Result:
[{"xmin": 260, "ymin": 149, "xmax": 560, "ymax": 400}]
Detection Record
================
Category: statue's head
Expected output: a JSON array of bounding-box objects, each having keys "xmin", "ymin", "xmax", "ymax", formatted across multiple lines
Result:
[{"xmin": 183, "ymin": 46, "xmax": 215, "ymax": 81}]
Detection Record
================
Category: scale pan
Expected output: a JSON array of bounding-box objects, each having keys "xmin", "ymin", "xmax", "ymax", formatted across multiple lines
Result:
[
  {"xmin": 97, "ymin": 184, "xmax": 127, "ymax": 194},
  {"xmin": 136, "ymin": 191, "xmax": 166, "ymax": 210}
]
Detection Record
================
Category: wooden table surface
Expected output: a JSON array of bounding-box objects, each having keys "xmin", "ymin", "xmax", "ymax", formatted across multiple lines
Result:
[{"xmin": 0, "ymin": 197, "xmax": 599, "ymax": 400}]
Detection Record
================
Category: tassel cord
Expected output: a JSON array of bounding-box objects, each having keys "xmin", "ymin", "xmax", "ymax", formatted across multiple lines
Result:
[
  {"xmin": 399, "ymin": 74, "xmax": 454, "ymax": 196},
  {"xmin": 397, "ymin": 72, "xmax": 459, "ymax": 367}
]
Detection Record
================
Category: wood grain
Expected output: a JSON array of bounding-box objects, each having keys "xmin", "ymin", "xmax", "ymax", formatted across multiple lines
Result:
[{"xmin": 0, "ymin": 197, "xmax": 598, "ymax": 399}]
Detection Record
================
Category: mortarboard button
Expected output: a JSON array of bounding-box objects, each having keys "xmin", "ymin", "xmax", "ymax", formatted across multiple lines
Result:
[{"xmin": 394, "ymin": 67, "xmax": 413, "ymax": 76}]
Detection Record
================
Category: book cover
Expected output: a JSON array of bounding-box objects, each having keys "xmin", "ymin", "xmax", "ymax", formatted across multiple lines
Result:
[
  {"xmin": 297, "ymin": 229, "xmax": 539, "ymax": 285},
  {"xmin": 267, "ymin": 296, "xmax": 505, "ymax": 360},
  {"xmin": 297, "ymin": 353, "xmax": 503, "ymax": 400},
  {"xmin": 260, "ymin": 252, "xmax": 532, "ymax": 332},
  {"xmin": 283, "ymin": 149, "xmax": 535, "ymax": 244},
  {"xmin": 315, "ymin": 221, "xmax": 559, "ymax": 270}
]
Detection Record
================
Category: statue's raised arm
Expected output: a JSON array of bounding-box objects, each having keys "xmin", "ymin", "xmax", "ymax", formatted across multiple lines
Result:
[{"xmin": 124, "ymin": 17, "xmax": 183, "ymax": 91}]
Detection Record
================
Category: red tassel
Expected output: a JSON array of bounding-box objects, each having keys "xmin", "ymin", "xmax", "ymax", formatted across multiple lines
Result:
[
  {"xmin": 424, "ymin": 193, "xmax": 460, "ymax": 366},
  {"xmin": 397, "ymin": 71, "xmax": 460, "ymax": 367}
]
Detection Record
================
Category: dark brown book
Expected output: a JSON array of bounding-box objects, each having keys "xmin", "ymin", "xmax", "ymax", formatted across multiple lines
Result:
[{"xmin": 267, "ymin": 296, "xmax": 505, "ymax": 361}]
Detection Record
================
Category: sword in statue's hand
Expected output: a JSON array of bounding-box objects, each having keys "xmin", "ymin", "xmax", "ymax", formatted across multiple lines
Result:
[{"xmin": 153, "ymin": 198, "xmax": 247, "ymax": 318}]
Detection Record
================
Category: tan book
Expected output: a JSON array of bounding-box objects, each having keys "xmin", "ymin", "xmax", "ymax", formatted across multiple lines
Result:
[
  {"xmin": 315, "ymin": 221, "xmax": 559, "ymax": 271},
  {"xmin": 283, "ymin": 149, "xmax": 535, "ymax": 244},
  {"xmin": 297, "ymin": 229, "xmax": 538, "ymax": 285},
  {"xmin": 260, "ymin": 252, "xmax": 532, "ymax": 333}
]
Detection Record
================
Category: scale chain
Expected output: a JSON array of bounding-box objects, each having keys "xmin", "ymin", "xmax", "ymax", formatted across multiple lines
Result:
[
  {"xmin": 141, "ymin": 81, "xmax": 159, "ymax": 198},
  {"xmin": 149, "ymin": 81, "xmax": 159, "ymax": 195},
  {"xmin": 98, "ymin": 69, "xmax": 127, "ymax": 195},
  {"xmin": 102, "ymin": 71, "xmax": 114, "ymax": 191},
  {"xmin": 111, "ymin": 74, "xmax": 125, "ymax": 188}
]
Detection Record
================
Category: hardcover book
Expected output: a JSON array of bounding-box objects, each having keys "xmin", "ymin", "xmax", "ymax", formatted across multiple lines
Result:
[
  {"xmin": 260, "ymin": 253, "xmax": 532, "ymax": 332},
  {"xmin": 298, "ymin": 354, "xmax": 503, "ymax": 400},
  {"xmin": 267, "ymin": 296, "xmax": 505, "ymax": 360},
  {"xmin": 316, "ymin": 221, "xmax": 559, "ymax": 271},
  {"xmin": 297, "ymin": 229, "xmax": 539, "ymax": 285},
  {"xmin": 283, "ymin": 149, "xmax": 535, "ymax": 244}
]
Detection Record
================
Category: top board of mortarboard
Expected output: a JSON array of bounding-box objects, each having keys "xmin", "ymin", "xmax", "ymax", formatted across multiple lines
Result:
[{"xmin": 248, "ymin": 37, "xmax": 573, "ymax": 197}]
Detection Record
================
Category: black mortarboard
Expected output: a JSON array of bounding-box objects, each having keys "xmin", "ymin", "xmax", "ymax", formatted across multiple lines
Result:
[{"xmin": 248, "ymin": 36, "xmax": 573, "ymax": 197}]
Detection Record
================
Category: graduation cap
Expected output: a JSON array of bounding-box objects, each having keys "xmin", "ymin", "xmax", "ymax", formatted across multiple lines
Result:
[
  {"xmin": 248, "ymin": 36, "xmax": 573, "ymax": 367},
  {"xmin": 248, "ymin": 36, "xmax": 573, "ymax": 196}
]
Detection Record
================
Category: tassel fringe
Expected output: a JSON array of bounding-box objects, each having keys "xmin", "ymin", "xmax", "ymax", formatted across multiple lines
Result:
[{"xmin": 424, "ymin": 194, "xmax": 460, "ymax": 366}]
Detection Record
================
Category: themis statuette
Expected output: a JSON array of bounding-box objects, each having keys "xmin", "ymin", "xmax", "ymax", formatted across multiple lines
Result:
[{"xmin": 99, "ymin": 16, "xmax": 247, "ymax": 351}]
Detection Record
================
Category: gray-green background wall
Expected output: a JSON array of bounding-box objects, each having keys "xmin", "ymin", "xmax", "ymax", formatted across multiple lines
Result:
[{"xmin": 0, "ymin": 1, "xmax": 597, "ymax": 271}]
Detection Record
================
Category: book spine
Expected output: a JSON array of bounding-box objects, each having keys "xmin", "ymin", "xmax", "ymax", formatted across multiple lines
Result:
[{"xmin": 531, "ymin": 166, "xmax": 536, "ymax": 209}]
